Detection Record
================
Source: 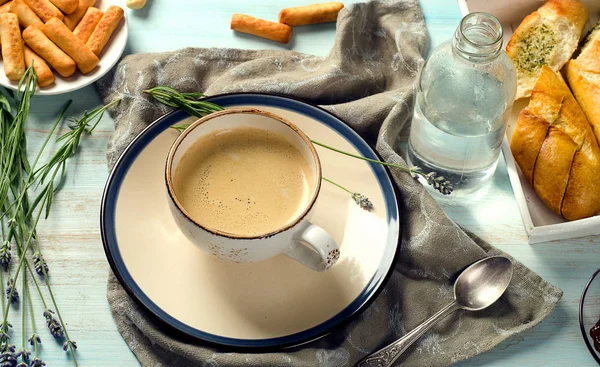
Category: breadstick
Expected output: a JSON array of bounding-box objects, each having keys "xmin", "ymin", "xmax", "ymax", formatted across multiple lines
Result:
[
  {"xmin": 230, "ymin": 13, "xmax": 292, "ymax": 44},
  {"xmin": 279, "ymin": 2, "xmax": 344, "ymax": 26},
  {"xmin": 23, "ymin": 45, "xmax": 54, "ymax": 87},
  {"xmin": 0, "ymin": 0, "xmax": 9, "ymax": 6},
  {"xmin": 73, "ymin": 7, "xmax": 102, "ymax": 42},
  {"xmin": 43, "ymin": 17, "xmax": 98, "ymax": 74},
  {"xmin": 22, "ymin": 0, "xmax": 62, "ymax": 22},
  {"xmin": 0, "ymin": 1, "xmax": 12, "ymax": 13},
  {"xmin": 126, "ymin": 0, "xmax": 146, "ymax": 10},
  {"xmin": 48, "ymin": 0, "xmax": 76, "ymax": 14},
  {"xmin": 22, "ymin": 25, "xmax": 75, "ymax": 77},
  {"xmin": 0, "ymin": 1, "xmax": 10, "ymax": 45},
  {"xmin": 63, "ymin": 0, "xmax": 95, "ymax": 30},
  {"xmin": 0, "ymin": 13, "xmax": 25, "ymax": 80},
  {"xmin": 86, "ymin": 5, "xmax": 123, "ymax": 56},
  {"xmin": 10, "ymin": 0, "xmax": 43, "ymax": 29}
]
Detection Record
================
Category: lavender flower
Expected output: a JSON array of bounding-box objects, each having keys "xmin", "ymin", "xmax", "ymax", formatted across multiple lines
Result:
[
  {"xmin": 32, "ymin": 253, "xmax": 48, "ymax": 277},
  {"xmin": 26, "ymin": 335, "xmax": 40, "ymax": 347},
  {"xmin": 14, "ymin": 349, "xmax": 29, "ymax": 361},
  {"xmin": 0, "ymin": 322, "xmax": 12, "ymax": 343},
  {"xmin": 0, "ymin": 242, "xmax": 10, "ymax": 270},
  {"xmin": 0, "ymin": 332, "xmax": 9, "ymax": 344},
  {"xmin": 5, "ymin": 278, "xmax": 18, "ymax": 304},
  {"xmin": 351, "ymin": 193, "xmax": 373, "ymax": 210},
  {"xmin": 410, "ymin": 167, "xmax": 454, "ymax": 195},
  {"xmin": 62, "ymin": 340, "xmax": 76, "ymax": 352},
  {"xmin": 0, "ymin": 345, "xmax": 16, "ymax": 367},
  {"xmin": 27, "ymin": 358, "xmax": 44, "ymax": 367},
  {"xmin": 424, "ymin": 172, "xmax": 453, "ymax": 195},
  {"xmin": 42, "ymin": 310, "xmax": 63, "ymax": 339}
]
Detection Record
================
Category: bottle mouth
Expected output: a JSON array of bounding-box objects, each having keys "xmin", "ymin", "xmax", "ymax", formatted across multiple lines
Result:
[{"xmin": 455, "ymin": 12, "xmax": 503, "ymax": 60}]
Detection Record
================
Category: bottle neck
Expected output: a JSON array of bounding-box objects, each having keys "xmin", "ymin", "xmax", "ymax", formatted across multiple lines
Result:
[{"xmin": 453, "ymin": 12, "xmax": 503, "ymax": 63}]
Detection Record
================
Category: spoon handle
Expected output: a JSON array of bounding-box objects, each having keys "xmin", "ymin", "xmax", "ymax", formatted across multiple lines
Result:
[{"xmin": 355, "ymin": 300, "xmax": 460, "ymax": 367}]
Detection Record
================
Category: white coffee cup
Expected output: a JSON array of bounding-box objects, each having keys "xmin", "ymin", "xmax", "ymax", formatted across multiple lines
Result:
[{"xmin": 165, "ymin": 108, "xmax": 340, "ymax": 271}]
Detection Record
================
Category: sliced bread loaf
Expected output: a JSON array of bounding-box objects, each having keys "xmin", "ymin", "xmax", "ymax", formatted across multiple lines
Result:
[
  {"xmin": 510, "ymin": 66, "xmax": 600, "ymax": 220},
  {"xmin": 564, "ymin": 20, "xmax": 600, "ymax": 144},
  {"xmin": 506, "ymin": 0, "xmax": 587, "ymax": 100}
]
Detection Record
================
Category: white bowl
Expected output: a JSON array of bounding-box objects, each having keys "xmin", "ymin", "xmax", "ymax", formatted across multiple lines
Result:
[{"xmin": 0, "ymin": 0, "xmax": 128, "ymax": 95}]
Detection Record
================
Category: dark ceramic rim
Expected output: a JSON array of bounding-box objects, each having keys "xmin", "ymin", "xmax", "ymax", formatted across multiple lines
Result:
[
  {"xmin": 579, "ymin": 267, "xmax": 600, "ymax": 364},
  {"xmin": 101, "ymin": 92, "xmax": 401, "ymax": 350},
  {"xmin": 165, "ymin": 108, "xmax": 323, "ymax": 240}
]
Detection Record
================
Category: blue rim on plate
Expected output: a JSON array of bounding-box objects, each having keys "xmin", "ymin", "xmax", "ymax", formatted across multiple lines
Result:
[{"xmin": 101, "ymin": 93, "xmax": 402, "ymax": 349}]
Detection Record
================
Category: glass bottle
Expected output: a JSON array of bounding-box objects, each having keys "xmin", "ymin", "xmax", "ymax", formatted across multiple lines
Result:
[{"xmin": 406, "ymin": 12, "xmax": 516, "ymax": 194}]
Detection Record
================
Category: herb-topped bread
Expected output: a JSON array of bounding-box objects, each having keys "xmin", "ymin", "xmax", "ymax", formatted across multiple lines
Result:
[
  {"xmin": 564, "ymin": 20, "xmax": 600, "ymax": 144},
  {"xmin": 510, "ymin": 66, "xmax": 600, "ymax": 220},
  {"xmin": 506, "ymin": 0, "xmax": 588, "ymax": 100}
]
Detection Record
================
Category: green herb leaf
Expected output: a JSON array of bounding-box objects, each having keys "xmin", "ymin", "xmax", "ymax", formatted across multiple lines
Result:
[{"xmin": 144, "ymin": 87, "xmax": 224, "ymax": 118}]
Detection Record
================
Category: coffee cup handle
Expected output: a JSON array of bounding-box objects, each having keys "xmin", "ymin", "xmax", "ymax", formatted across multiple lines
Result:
[{"xmin": 284, "ymin": 222, "xmax": 340, "ymax": 271}]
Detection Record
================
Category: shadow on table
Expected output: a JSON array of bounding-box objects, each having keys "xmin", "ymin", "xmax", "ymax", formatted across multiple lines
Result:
[
  {"xmin": 130, "ymin": 3, "xmax": 153, "ymax": 20},
  {"xmin": 292, "ymin": 22, "xmax": 337, "ymax": 39},
  {"xmin": 232, "ymin": 31, "xmax": 298, "ymax": 50}
]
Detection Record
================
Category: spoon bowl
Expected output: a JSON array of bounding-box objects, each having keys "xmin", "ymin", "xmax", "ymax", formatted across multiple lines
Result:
[{"xmin": 455, "ymin": 256, "xmax": 513, "ymax": 311}]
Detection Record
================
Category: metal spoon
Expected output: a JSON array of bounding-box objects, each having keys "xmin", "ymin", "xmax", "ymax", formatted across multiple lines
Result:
[{"xmin": 356, "ymin": 255, "xmax": 513, "ymax": 367}]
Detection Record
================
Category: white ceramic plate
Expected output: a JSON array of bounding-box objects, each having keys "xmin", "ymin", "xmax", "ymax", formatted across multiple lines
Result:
[
  {"xmin": 0, "ymin": 0, "xmax": 128, "ymax": 95},
  {"xmin": 101, "ymin": 93, "xmax": 401, "ymax": 349}
]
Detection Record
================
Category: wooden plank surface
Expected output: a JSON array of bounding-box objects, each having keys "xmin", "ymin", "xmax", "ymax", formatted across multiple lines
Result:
[{"xmin": 17, "ymin": 0, "xmax": 599, "ymax": 366}]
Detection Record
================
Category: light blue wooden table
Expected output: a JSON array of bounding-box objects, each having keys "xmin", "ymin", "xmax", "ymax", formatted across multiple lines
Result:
[{"xmin": 22, "ymin": 0, "xmax": 599, "ymax": 366}]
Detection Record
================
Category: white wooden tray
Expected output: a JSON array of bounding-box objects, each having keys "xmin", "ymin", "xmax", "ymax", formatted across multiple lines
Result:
[{"xmin": 458, "ymin": 0, "xmax": 600, "ymax": 243}]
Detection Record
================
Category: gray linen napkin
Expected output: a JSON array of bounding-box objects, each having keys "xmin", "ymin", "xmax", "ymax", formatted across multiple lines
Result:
[{"xmin": 97, "ymin": 1, "xmax": 563, "ymax": 366}]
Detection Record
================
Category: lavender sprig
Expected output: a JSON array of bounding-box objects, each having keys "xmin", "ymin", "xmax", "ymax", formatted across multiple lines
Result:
[
  {"xmin": 0, "ymin": 243, "xmax": 10, "ymax": 270},
  {"xmin": 311, "ymin": 140, "xmax": 454, "ymax": 195},
  {"xmin": 351, "ymin": 193, "xmax": 373, "ymax": 210},
  {"xmin": 26, "ymin": 335, "xmax": 42, "ymax": 367},
  {"xmin": 62, "ymin": 340, "xmax": 76, "ymax": 352},
  {"xmin": 14, "ymin": 349, "xmax": 28, "ymax": 361},
  {"xmin": 0, "ymin": 322, "xmax": 11, "ymax": 344},
  {"xmin": 0, "ymin": 345, "xmax": 16, "ymax": 367},
  {"xmin": 30, "ymin": 254, "xmax": 47, "ymax": 277},
  {"xmin": 42, "ymin": 310, "xmax": 62, "ymax": 339},
  {"xmin": 411, "ymin": 167, "xmax": 453, "ymax": 195},
  {"xmin": 320, "ymin": 177, "xmax": 373, "ymax": 210},
  {"xmin": 27, "ymin": 359, "xmax": 44, "ymax": 367},
  {"xmin": 25, "ymin": 336, "xmax": 39, "ymax": 348},
  {"xmin": 5, "ymin": 279, "xmax": 17, "ymax": 305}
]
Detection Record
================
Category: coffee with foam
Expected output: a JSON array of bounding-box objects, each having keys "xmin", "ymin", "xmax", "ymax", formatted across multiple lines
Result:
[{"xmin": 173, "ymin": 127, "xmax": 313, "ymax": 237}]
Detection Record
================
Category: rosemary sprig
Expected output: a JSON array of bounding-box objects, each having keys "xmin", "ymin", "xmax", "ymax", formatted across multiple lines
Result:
[
  {"xmin": 145, "ymin": 86, "xmax": 453, "ymax": 195},
  {"xmin": 0, "ymin": 67, "xmax": 118, "ymax": 367},
  {"xmin": 143, "ymin": 86, "xmax": 223, "ymax": 117},
  {"xmin": 33, "ymin": 98, "xmax": 121, "ymax": 219}
]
